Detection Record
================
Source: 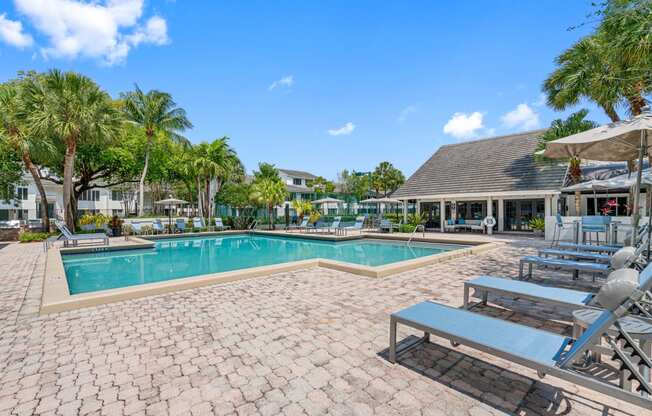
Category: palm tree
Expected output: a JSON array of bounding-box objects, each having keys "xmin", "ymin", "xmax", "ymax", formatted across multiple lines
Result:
[
  {"xmin": 250, "ymin": 178, "xmax": 287, "ymax": 230},
  {"xmin": 537, "ymin": 109, "xmax": 599, "ymax": 215},
  {"xmin": 192, "ymin": 137, "xmax": 243, "ymax": 219},
  {"xmin": 0, "ymin": 81, "xmax": 53, "ymax": 230},
  {"xmin": 121, "ymin": 85, "xmax": 192, "ymax": 217},
  {"xmin": 22, "ymin": 70, "xmax": 122, "ymax": 229},
  {"xmin": 543, "ymin": 35, "xmax": 624, "ymax": 123}
]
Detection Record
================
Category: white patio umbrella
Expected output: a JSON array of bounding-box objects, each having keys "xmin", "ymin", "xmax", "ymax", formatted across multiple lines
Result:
[
  {"xmin": 544, "ymin": 110, "xmax": 652, "ymax": 227},
  {"xmin": 311, "ymin": 197, "xmax": 344, "ymax": 215},
  {"xmin": 155, "ymin": 197, "xmax": 188, "ymax": 229},
  {"xmin": 360, "ymin": 197, "xmax": 403, "ymax": 216}
]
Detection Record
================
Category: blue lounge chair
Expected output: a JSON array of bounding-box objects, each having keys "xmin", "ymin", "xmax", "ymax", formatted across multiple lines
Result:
[
  {"xmin": 175, "ymin": 218, "xmax": 186, "ymax": 233},
  {"xmin": 130, "ymin": 222, "xmax": 145, "ymax": 236},
  {"xmin": 214, "ymin": 217, "xmax": 230, "ymax": 231},
  {"xmin": 519, "ymin": 243, "xmax": 643, "ymax": 280},
  {"xmin": 288, "ymin": 217, "xmax": 309, "ymax": 232},
  {"xmin": 379, "ymin": 219, "xmax": 399, "ymax": 233},
  {"xmin": 55, "ymin": 221, "xmax": 109, "ymax": 247},
  {"xmin": 343, "ymin": 216, "xmax": 366, "ymax": 235},
  {"xmin": 389, "ymin": 265, "xmax": 652, "ymax": 409},
  {"xmin": 152, "ymin": 219, "xmax": 165, "ymax": 234},
  {"xmin": 557, "ymin": 224, "xmax": 649, "ymax": 253},
  {"xmin": 314, "ymin": 217, "xmax": 342, "ymax": 234},
  {"xmin": 463, "ymin": 274, "xmax": 652, "ymax": 317},
  {"xmin": 538, "ymin": 248, "xmax": 611, "ymax": 263},
  {"xmin": 192, "ymin": 217, "xmax": 205, "ymax": 232}
]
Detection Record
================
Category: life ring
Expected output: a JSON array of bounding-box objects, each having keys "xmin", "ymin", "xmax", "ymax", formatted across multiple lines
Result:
[{"xmin": 483, "ymin": 216, "xmax": 496, "ymax": 228}]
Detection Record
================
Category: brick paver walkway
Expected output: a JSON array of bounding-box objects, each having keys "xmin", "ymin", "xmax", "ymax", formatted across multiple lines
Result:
[{"xmin": 0, "ymin": 239, "xmax": 647, "ymax": 416}]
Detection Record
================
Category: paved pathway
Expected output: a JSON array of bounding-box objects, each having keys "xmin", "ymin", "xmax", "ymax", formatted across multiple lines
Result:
[{"xmin": 0, "ymin": 239, "xmax": 647, "ymax": 416}]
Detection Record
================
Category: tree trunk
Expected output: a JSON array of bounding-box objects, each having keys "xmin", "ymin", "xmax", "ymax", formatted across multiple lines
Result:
[
  {"xmin": 196, "ymin": 176, "xmax": 203, "ymax": 218},
  {"xmin": 138, "ymin": 135, "xmax": 153, "ymax": 217},
  {"xmin": 63, "ymin": 139, "xmax": 77, "ymax": 230},
  {"xmin": 203, "ymin": 178, "xmax": 210, "ymax": 218},
  {"xmin": 21, "ymin": 152, "xmax": 50, "ymax": 232},
  {"xmin": 603, "ymin": 105, "xmax": 621, "ymax": 123},
  {"xmin": 269, "ymin": 205, "xmax": 274, "ymax": 230}
]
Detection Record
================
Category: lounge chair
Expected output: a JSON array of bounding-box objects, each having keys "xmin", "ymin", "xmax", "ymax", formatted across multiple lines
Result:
[
  {"xmin": 519, "ymin": 244, "xmax": 641, "ymax": 280},
  {"xmin": 214, "ymin": 217, "xmax": 231, "ymax": 231},
  {"xmin": 288, "ymin": 217, "xmax": 309, "ymax": 232},
  {"xmin": 55, "ymin": 221, "xmax": 109, "ymax": 247},
  {"xmin": 557, "ymin": 224, "xmax": 649, "ymax": 253},
  {"xmin": 343, "ymin": 216, "xmax": 366, "ymax": 235},
  {"xmin": 379, "ymin": 219, "xmax": 399, "ymax": 233},
  {"xmin": 192, "ymin": 217, "xmax": 205, "ymax": 232},
  {"xmin": 389, "ymin": 265, "xmax": 652, "ymax": 409},
  {"xmin": 152, "ymin": 219, "xmax": 165, "ymax": 234},
  {"xmin": 175, "ymin": 218, "xmax": 186, "ymax": 233},
  {"xmin": 462, "ymin": 273, "xmax": 651, "ymax": 317},
  {"xmin": 314, "ymin": 217, "xmax": 342, "ymax": 234}
]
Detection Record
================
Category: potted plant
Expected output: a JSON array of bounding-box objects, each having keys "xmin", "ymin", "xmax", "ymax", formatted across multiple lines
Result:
[{"xmin": 529, "ymin": 217, "xmax": 545, "ymax": 237}]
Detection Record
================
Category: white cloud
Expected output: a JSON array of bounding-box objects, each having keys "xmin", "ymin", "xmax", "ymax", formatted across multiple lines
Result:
[
  {"xmin": 532, "ymin": 93, "xmax": 547, "ymax": 107},
  {"xmin": 443, "ymin": 111, "xmax": 485, "ymax": 139},
  {"xmin": 501, "ymin": 103, "xmax": 540, "ymax": 130},
  {"xmin": 0, "ymin": 13, "xmax": 33, "ymax": 48},
  {"xmin": 12, "ymin": 0, "xmax": 168, "ymax": 65},
  {"xmin": 268, "ymin": 75, "xmax": 294, "ymax": 91},
  {"xmin": 398, "ymin": 105, "xmax": 417, "ymax": 123},
  {"xmin": 328, "ymin": 122, "xmax": 355, "ymax": 136}
]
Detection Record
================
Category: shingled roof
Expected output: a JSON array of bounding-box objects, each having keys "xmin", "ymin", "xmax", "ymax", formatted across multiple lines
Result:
[
  {"xmin": 392, "ymin": 130, "xmax": 568, "ymax": 198},
  {"xmin": 278, "ymin": 169, "xmax": 317, "ymax": 179}
]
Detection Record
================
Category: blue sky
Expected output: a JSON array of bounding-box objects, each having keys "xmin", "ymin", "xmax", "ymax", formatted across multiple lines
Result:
[{"xmin": 0, "ymin": 1, "xmax": 606, "ymax": 179}]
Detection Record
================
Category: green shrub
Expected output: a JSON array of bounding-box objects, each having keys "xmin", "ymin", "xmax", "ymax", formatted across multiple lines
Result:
[
  {"xmin": 399, "ymin": 224, "xmax": 416, "ymax": 233},
  {"xmin": 19, "ymin": 231, "xmax": 50, "ymax": 243},
  {"xmin": 529, "ymin": 217, "xmax": 545, "ymax": 232}
]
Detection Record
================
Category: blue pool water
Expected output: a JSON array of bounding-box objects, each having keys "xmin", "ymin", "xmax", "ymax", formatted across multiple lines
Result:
[{"xmin": 62, "ymin": 234, "xmax": 465, "ymax": 294}]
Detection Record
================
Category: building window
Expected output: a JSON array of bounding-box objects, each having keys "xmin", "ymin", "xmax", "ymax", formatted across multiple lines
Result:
[
  {"xmin": 586, "ymin": 196, "xmax": 628, "ymax": 216},
  {"xmin": 15, "ymin": 187, "xmax": 28, "ymax": 200},
  {"xmin": 111, "ymin": 190, "xmax": 122, "ymax": 201},
  {"xmin": 293, "ymin": 178, "xmax": 302, "ymax": 186},
  {"xmin": 79, "ymin": 190, "xmax": 100, "ymax": 201},
  {"xmin": 112, "ymin": 209, "xmax": 123, "ymax": 216}
]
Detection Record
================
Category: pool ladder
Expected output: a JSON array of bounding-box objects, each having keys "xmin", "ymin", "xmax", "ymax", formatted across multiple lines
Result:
[{"xmin": 407, "ymin": 224, "xmax": 425, "ymax": 246}]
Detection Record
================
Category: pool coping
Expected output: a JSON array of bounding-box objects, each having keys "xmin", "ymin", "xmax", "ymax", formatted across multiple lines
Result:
[{"xmin": 41, "ymin": 233, "xmax": 501, "ymax": 315}]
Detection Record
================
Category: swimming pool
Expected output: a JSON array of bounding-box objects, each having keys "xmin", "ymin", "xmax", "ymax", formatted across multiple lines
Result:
[{"xmin": 62, "ymin": 234, "xmax": 466, "ymax": 294}]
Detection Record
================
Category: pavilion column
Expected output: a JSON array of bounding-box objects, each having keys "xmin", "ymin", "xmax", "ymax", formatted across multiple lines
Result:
[
  {"xmin": 486, "ymin": 197, "xmax": 493, "ymax": 235},
  {"xmin": 440, "ymin": 199, "xmax": 445, "ymax": 233},
  {"xmin": 403, "ymin": 200, "xmax": 408, "ymax": 223},
  {"xmin": 497, "ymin": 198, "xmax": 504, "ymax": 232},
  {"xmin": 545, "ymin": 195, "xmax": 552, "ymax": 218}
]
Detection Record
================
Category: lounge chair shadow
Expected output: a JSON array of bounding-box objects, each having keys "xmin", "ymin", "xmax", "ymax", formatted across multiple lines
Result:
[{"xmin": 377, "ymin": 336, "xmax": 636, "ymax": 416}]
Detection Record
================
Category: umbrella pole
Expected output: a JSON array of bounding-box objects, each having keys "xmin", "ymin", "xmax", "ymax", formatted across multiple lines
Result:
[{"xmin": 633, "ymin": 130, "xmax": 647, "ymax": 229}]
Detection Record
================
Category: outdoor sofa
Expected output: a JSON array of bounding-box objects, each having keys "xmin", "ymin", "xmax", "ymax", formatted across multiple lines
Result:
[{"xmin": 443, "ymin": 219, "xmax": 484, "ymax": 233}]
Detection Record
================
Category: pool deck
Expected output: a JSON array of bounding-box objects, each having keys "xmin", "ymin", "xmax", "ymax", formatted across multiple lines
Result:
[{"xmin": 0, "ymin": 235, "xmax": 645, "ymax": 416}]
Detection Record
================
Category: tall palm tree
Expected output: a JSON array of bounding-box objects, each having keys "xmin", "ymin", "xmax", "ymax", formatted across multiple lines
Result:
[
  {"xmin": 543, "ymin": 35, "xmax": 624, "ymax": 123},
  {"xmin": 192, "ymin": 138, "xmax": 243, "ymax": 219},
  {"xmin": 22, "ymin": 70, "xmax": 122, "ymax": 229},
  {"xmin": 0, "ymin": 81, "xmax": 53, "ymax": 230},
  {"xmin": 121, "ymin": 85, "xmax": 192, "ymax": 216},
  {"xmin": 250, "ymin": 178, "xmax": 287, "ymax": 230}
]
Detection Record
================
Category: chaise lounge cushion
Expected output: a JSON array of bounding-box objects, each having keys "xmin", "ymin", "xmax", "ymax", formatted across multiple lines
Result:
[
  {"xmin": 393, "ymin": 301, "xmax": 571, "ymax": 367},
  {"xmin": 610, "ymin": 246, "xmax": 636, "ymax": 269}
]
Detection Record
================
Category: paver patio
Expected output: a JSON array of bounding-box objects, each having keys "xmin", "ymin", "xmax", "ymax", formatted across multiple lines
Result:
[{"xmin": 0, "ymin": 237, "xmax": 648, "ymax": 416}]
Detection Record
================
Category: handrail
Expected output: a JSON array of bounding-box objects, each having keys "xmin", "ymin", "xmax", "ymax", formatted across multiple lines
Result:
[
  {"xmin": 407, "ymin": 224, "xmax": 425, "ymax": 246},
  {"xmin": 249, "ymin": 220, "xmax": 258, "ymax": 230}
]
